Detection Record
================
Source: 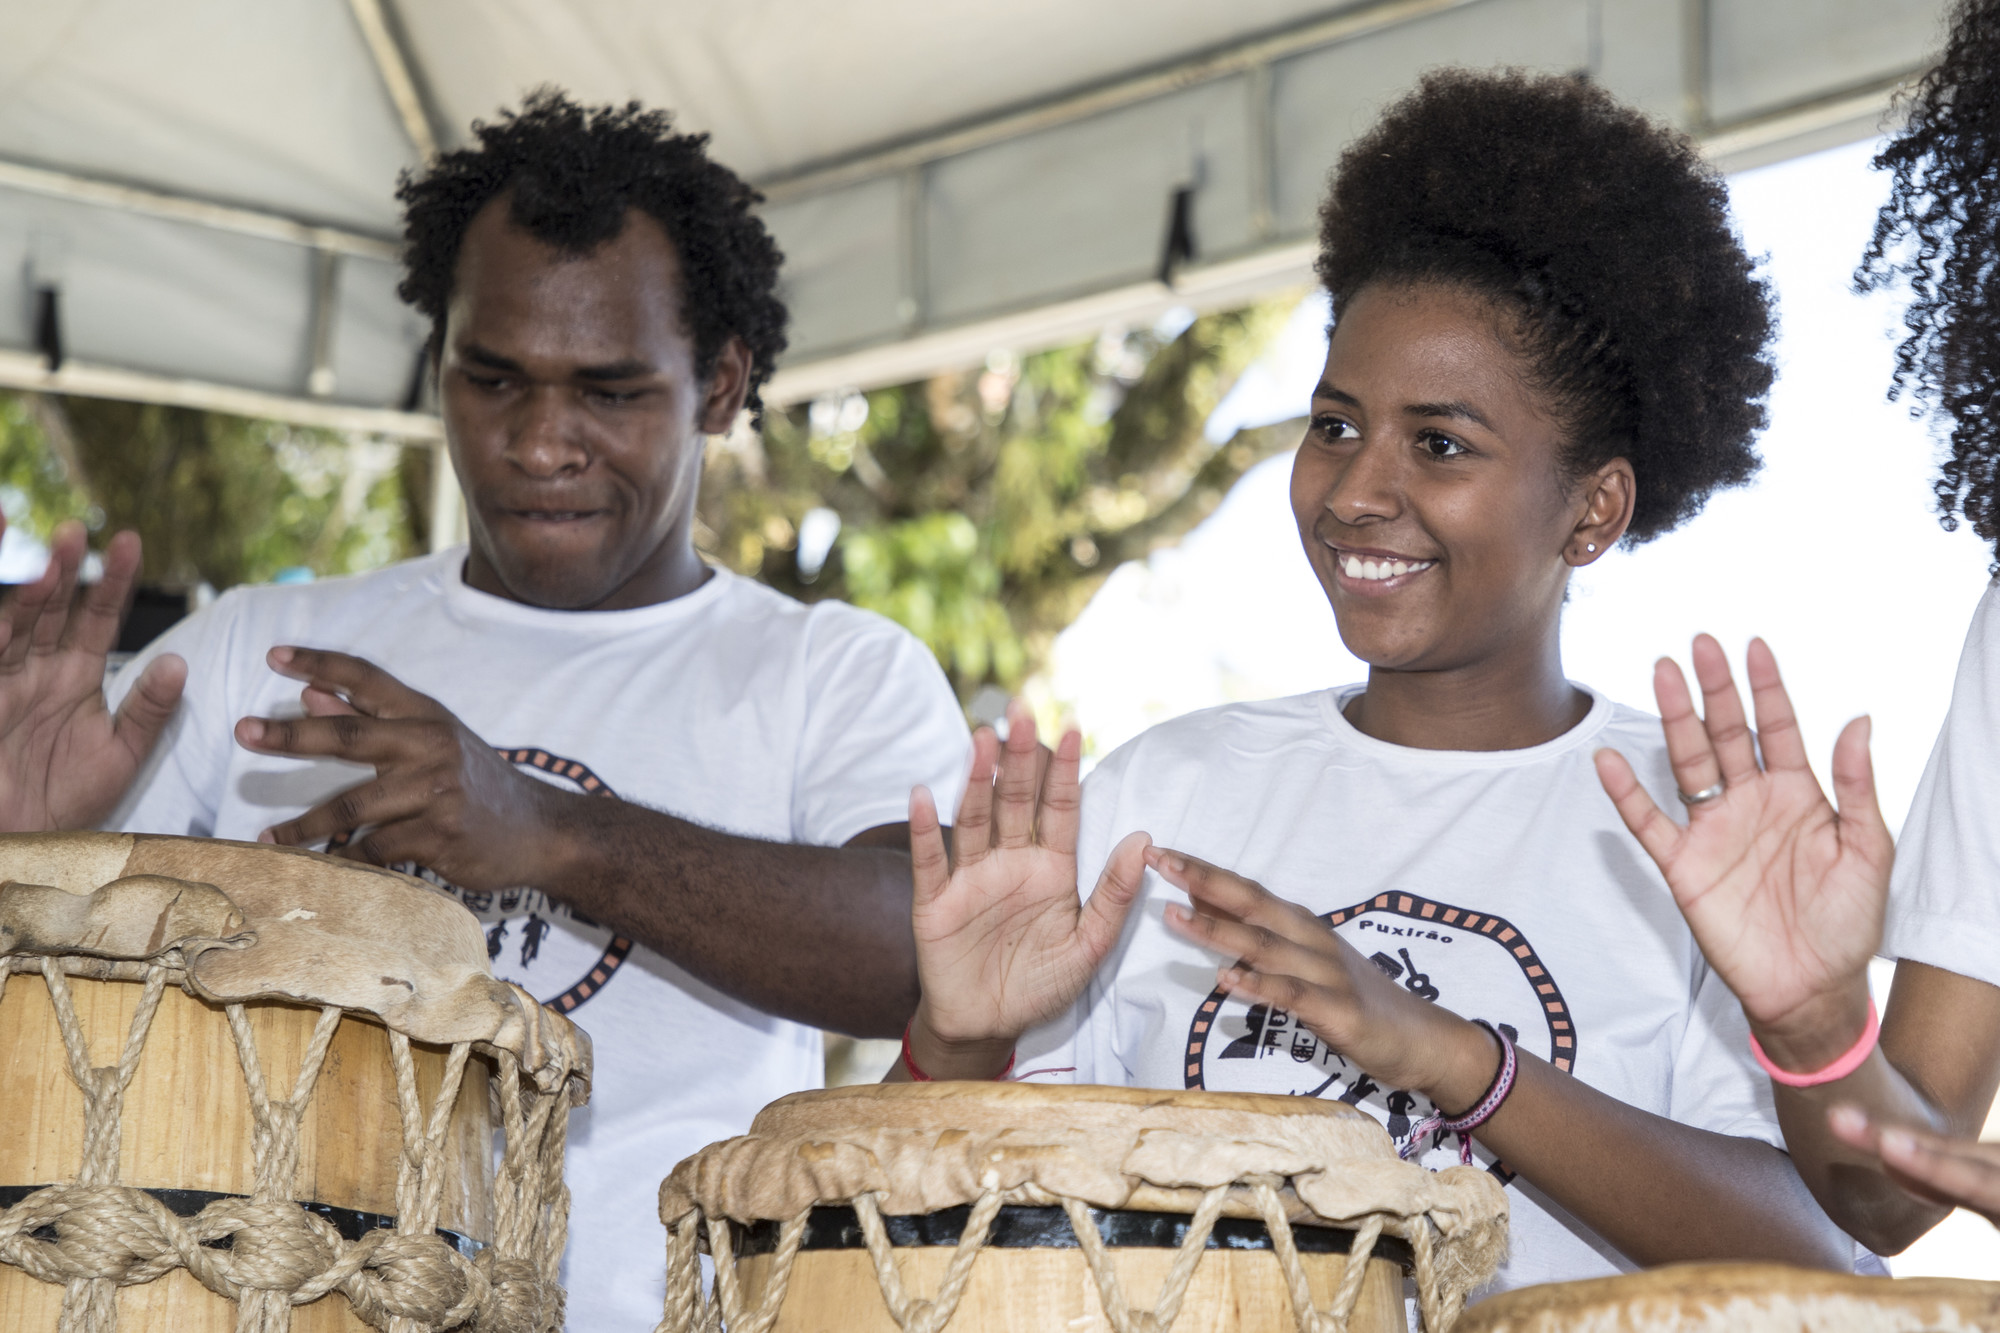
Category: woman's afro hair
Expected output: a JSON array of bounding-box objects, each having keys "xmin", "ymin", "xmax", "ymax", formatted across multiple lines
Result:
[
  {"xmin": 1318, "ymin": 69, "xmax": 1775, "ymax": 543},
  {"xmin": 396, "ymin": 89, "xmax": 788, "ymax": 423},
  {"xmin": 1859, "ymin": 0, "xmax": 2000, "ymax": 558}
]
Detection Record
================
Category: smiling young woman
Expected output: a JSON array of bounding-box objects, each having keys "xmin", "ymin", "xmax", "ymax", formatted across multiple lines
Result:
[{"xmin": 891, "ymin": 68, "xmax": 1858, "ymax": 1303}]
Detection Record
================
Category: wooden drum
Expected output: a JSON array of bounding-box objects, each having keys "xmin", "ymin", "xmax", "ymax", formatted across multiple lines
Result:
[
  {"xmin": 658, "ymin": 1082, "xmax": 1509, "ymax": 1333},
  {"xmin": 0, "ymin": 833, "xmax": 591, "ymax": 1333},
  {"xmin": 1454, "ymin": 1262, "xmax": 2000, "ymax": 1332}
]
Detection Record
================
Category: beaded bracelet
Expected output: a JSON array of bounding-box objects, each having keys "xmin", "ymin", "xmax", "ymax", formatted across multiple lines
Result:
[
  {"xmin": 1401, "ymin": 1020, "xmax": 1517, "ymax": 1164},
  {"xmin": 901, "ymin": 1020, "xmax": 1017, "ymax": 1082}
]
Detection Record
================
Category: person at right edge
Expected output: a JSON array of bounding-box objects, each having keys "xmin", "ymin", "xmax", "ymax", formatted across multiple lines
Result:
[{"xmin": 1593, "ymin": 0, "xmax": 2000, "ymax": 1256}]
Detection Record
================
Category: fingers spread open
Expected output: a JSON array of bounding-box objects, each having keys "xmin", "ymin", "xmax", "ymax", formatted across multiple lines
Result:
[
  {"xmin": 1036, "ymin": 727, "xmax": 1084, "ymax": 855},
  {"xmin": 236, "ymin": 712, "xmax": 427, "ymax": 764},
  {"xmin": 26, "ymin": 522, "xmax": 85, "ymax": 655},
  {"xmin": 1830, "ymin": 715, "xmax": 1890, "ymax": 847},
  {"xmin": 1743, "ymin": 637, "xmax": 1810, "ymax": 775},
  {"xmin": 1876, "ymin": 1127, "xmax": 2000, "ymax": 1219},
  {"xmin": 1215, "ymin": 966, "xmax": 1335, "ymax": 1034},
  {"xmin": 951, "ymin": 729, "xmax": 999, "ymax": 864},
  {"xmin": 1166, "ymin": 903, "xmax": 1344, "ymax": 988},
  {"xmin": 909, "ymin": 785, "xmax": 952, "ymax": 908},
  {"xmin": 1592, "ymin": 747, "xmax": 1686, "ymax": 874},
  {"xmin": 1076, "ymin": 830, "xmax": 1153, "ymax": 962},
  {"xmin": 1652, "ymin": 656, "xmax": 1723, "ymax": 806},
  {"xmin": 328, "ymin": 819, "xmax": 430, "ymax": 870},
  {"xmin": 112, "ymin": 652, "xmax": 187, "ymax": 762},
  {"xmin": 991, "ymin": 699, "xmax": 1042, "ymax": 849},
  {"xmin": 302, "ymin": 685, "xmax": 361, "ymax": 718},
  {"xmin": 63, "ymin": 529, "xmax": 141, "ymax": 657},
  {"xmin": 1691, "ymin": 634, "xmax": 1760, "ymax": 788},
  {"xmin": 262, "ymin": 771, "xmax": 437, "ymax": 849},
  {"xmin": 267, "ymin": 646, "xmax": 437, "ymax": 719},
  {"xmin": 1147, "ymin": 848, "xmax": 1296, "ymax": 935}
]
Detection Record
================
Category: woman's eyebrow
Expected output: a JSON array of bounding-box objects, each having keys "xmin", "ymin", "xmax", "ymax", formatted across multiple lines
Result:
[
  {"xmin": 1406, "ymin": 399, "xmax": 1493, "ymax": 431},
  {"xmin": 1311, "ymin": 382, "xmax": 1360, "ymax": 407}
]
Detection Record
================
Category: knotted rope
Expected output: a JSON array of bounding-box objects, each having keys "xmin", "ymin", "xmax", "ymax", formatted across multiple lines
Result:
[
  {"xmin": 659, "ymin": 1181, "xmax": 1456, "ymax": 1333},
  {"xmin": 0, "ymin": 956, "xmax": 573, "ymax": 1333}
]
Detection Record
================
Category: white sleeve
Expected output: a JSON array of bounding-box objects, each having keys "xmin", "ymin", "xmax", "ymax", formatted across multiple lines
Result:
[
  {"xmin": 789, "ymin": 604, "xmax": 972, "ymax": 847},
  {"xmin": 102, "ymin": 591, "xmax": 249, "ymax": 837},
  {"xmin": 1883, "ymin": 584, "xmax": 2000, "ymax": 988},
  {"xmin": 1666, "ymin": 957, "xmax": 1784, "ymax": 1149}
]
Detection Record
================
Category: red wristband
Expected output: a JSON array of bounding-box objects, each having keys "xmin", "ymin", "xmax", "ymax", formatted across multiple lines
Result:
[
  {"xmin": 901, "ymin": 1021, "xmax": 1016, "ymax": 1082},
  {"xmin": 1749, "ymin": 999, "xmax": 1880, "ymax": 1088}
]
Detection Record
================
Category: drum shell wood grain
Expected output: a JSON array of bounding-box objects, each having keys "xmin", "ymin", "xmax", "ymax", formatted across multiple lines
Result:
[
  {"xmin": 0, "ymin": 972, "xmax": 495, "ymax": 1333},
  {"xmin": 736, "ymin": 1242, "xmax": 1407, "ymax": 1333}
]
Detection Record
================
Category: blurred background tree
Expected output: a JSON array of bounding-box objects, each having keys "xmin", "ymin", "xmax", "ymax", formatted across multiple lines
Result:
[
  {"xmin": 697, "ymin": 295, "xmax": 1303, "ymax": 707},
  {"xmin": 0, "ymin": 392, "xmax": 423, "ymax": 589},
  {"xmin": 0, "ymin": 292, "xmax": 1302, "ymax": 699}
]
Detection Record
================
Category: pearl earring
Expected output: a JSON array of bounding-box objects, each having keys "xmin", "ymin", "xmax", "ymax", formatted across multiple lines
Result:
[{"xmin": 1585, "ymin": 543, "xmax": 1596, "ymax": 553}]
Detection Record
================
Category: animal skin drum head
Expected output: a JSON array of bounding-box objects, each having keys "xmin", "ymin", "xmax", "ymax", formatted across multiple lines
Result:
[
  {"xmin": 0, "ymin": 832, "xmax": 590, "ymax": 1333},
  {"xmin": 660, "ymin": 1081, "xmax": 1511, "ymax": 1333}
]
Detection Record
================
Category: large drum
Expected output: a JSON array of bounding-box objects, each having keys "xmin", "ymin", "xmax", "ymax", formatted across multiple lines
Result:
[
  {"xmin": 659, "ymin": 1081, "xmax": 1508, "ymax": 1333},
  {"xmin": 1452, "ymin": 1262, "xmax": 2000, "ymax": 1332},
  {"xmin": 0, "ymin": 832, "xmax": 591, "ymax": 1333}
]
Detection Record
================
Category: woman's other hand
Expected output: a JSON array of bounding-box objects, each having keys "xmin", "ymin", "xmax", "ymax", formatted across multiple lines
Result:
[
  {"xmin": 1594, "ymin": 634, "xmax": 1892, "ymax": 1071},
  {"xmin": 1830, "ymin": 1105, "xmax": 2000, "ymax": 1228},
  {"xmin": 1154, "ymin": 849, "xmax": 1500, "ymax": 1113}
]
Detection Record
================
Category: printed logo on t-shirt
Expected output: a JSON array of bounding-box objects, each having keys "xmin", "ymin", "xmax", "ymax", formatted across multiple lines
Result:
[
  {"xmin": 1182, "ymin": 891, "xmax": 1575, "ymax": 1182},
  {"xmin": 333, "ymin": 747, "xmax": 632, "ymax": 1014}
]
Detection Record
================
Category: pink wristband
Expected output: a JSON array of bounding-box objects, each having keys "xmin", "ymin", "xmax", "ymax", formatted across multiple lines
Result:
[{"xmin": 1749, "ymin": 999, "xmax": 1879, "ymax": 1088}]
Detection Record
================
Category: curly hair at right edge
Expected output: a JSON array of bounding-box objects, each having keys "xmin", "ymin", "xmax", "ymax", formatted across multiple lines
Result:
[
  {"xmin": 1858, "ymin": 0, "xmax": 2000, "ymax": 561},
  {"xmin": 1318, "ymin": 69, "xmax": 1776, "ymax": 543}
]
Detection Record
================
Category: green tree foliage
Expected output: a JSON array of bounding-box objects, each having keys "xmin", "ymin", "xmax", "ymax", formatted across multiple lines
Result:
[
  {"xmin": 697, "ymin": 298, "xmax": 1303, "ymax": 701},
  {"xmin": 0, "ymin": 393, "xmax": 420, "ymax": 589}
]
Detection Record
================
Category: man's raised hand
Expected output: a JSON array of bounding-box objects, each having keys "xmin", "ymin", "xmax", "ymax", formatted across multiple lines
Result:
[
  {"xmin": 238, "ymin": 647, "xmax": 567, "ymax": 890},
  {"xmin": 0, "ymin": 521, "xmax": 185, "ymax": 831},
  {"xmin": 1592, "ymin": 635, "xmax": 1891, "ymax": 1067},
  {"xmin": 903, "ymin": 699, "xmax": 1149, "ymax": 1078}
]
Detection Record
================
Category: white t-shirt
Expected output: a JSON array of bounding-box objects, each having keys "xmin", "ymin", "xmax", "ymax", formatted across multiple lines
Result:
[
  {"xmin": 106, "ymin": 548, "xmax": 971, "ymax": 1333},
  {"xmin": 1884, "ymin": 579, "xmax": 2000, "ymax": 987},
  {"xmin": 1018, "ymin": 685, "xmax": 1781, "ymax": 1300}
]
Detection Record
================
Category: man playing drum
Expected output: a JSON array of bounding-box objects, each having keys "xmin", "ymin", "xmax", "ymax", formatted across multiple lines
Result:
[{"xmin": 0, "ymin": 92, "xmax": 970, "ymax": 1332}]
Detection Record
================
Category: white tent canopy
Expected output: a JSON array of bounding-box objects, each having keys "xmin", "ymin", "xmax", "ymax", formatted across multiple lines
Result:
[{"xmin": 0, "ymin": 0, "xmax": 1951, "ymax": 437}]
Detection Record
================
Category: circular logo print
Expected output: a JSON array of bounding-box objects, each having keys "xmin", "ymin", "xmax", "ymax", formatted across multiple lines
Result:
[
  {"xmin": 1184, "ymin": 892, "xmax": 1574, "ymax": 1180},
  {"xmin": 330, "ymin": 746, "xmax": 633, "ymax": 1014}
]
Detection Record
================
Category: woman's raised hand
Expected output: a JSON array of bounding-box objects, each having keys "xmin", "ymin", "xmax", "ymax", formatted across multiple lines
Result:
[
  {"xmin": 1155, "ymin": 850, "xmax": 1502, "ymax": 1112},
  {"xmin": 903, "ymin": 700, "xmax": 1150, "ymax": 1078},
  {"xmin": 1592, "ymin": 635, "xmax": 1891, "ymax": 1067}
]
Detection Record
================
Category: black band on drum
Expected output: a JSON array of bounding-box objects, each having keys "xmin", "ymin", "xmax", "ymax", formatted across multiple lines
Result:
[
  {"xmin": 734, "ymin": 1202, "xmax": 1415, "ymax": 1271},
  {"xmin": 0, "ymin": 1183, "xmax": 481, "ymax": 1258}
]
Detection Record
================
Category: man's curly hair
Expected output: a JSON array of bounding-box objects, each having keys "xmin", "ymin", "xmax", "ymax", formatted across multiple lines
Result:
[
  {"xmin": 1858, "ymin": 0, "xmax": 2000, "ymax": 558},
  {"xmin": 397, "ymin": 89, "xmax": 788, "ymax": 423},
  {"xmin": 1318, "ymin": 70, "xmax": 1775, "ymax": 543}
]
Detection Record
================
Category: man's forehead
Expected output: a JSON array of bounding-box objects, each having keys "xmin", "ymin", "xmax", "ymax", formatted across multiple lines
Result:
[{"xmin": 447, "ymin": 202, "xmax": 689, "ymax": 364}]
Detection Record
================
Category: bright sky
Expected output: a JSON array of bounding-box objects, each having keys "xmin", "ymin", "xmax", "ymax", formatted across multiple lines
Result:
[{"xmin": 1048, "ymin": 135, "xmax": 2000, "ymax": 1277}]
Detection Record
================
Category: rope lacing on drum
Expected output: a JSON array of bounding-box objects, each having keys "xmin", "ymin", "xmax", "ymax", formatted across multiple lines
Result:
[
  {"xmin": 659, "ymin": 1174, "xmax": 1469, "ymax": 1333},
  {"xmin": 0, "ymin": 955, "xmax": 574, "ymax": 1333}
]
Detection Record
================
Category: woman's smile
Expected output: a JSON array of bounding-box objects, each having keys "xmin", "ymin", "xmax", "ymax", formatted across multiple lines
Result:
[{"xmin": 1328, "ymin": 541, "xmax": 1440, "ymax": 593}]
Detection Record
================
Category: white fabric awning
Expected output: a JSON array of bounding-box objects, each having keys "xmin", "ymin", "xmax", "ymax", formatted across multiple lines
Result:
[{"xmin": 0, "ymin": 0, "xmax": 1950, "ymax": 435}]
